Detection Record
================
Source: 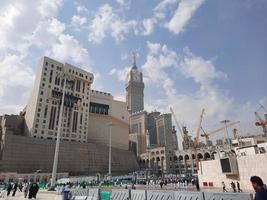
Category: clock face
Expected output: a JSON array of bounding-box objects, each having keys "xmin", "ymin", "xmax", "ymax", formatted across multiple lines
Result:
[{"xmin": 132, "ymin": 71, "xmax": 140, "ymax": 82}]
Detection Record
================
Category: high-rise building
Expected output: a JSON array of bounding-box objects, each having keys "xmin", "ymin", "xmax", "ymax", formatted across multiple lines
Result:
[
  {"xmin": 155, "ymin": 113, "xmax": 173, "ymax": 149},
  {"xmin": 25, "ymin": 57, "xmax": 94, "ymax": 143},
  {"xmin": 172, "ymin": 126, "xmax": 179, "ymax": 150},
  {"xmin": 129, "ymin": 111, "xmax": 147, "ymax": 155},
  {"xmin": 147, "ymin": 111, "xmax": 161, "ymax": 147},
  {"xmin": 24, "ymin": 57, "xmax": 130, "ymax": 148},
  {"xmin": 125, "ymin": 52, "xmax": 144, "ymax": 114}
]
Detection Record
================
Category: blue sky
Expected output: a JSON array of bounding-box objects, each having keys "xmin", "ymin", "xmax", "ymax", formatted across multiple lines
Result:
[{"xmin": 0, "ymin": 0, "xmax": 266, "ymax": 141}]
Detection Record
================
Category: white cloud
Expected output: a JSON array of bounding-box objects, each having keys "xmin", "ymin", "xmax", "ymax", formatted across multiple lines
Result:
[
  {"xmin": 51, "ymin": 34, "xmax": 91, "ymax": 66},
  {"xmin": 141, "ymin": 42, "xmax": 264, "ymax": 148},
  {"xmin": 154, "ymin": 0, "xmax": 178, "ymax": 20},
  {"xmin": 142, "ymin": 18, "xmax": 156, "ymax": 36},
  {"xmin": 179, "ymin": 47, "xmax": 227, "ymax": 85},
  {"xmin": 88, "ymin": 4, "xmax": 137, "ymax": 43},
  {"xmin": 71, "ymin": 15, "xmax": 87, "ymax": 26},
  {"xmin": 167, "ymin": 0, "xmax": 205, "ymax": 34},
  {"xmin": 0, "ymin": 54, "xmax": 35, "ymax": 114},
  {"xmin": 0, "ymin": 0, "xmax": 95, "ymax": 115},
  {"xmin": 109, "ymin": 67, "xmax": 131, "ymax": 82},
  {"xmin": 116, "ymin": 0, "xmax": 131, "ymax": 9}
]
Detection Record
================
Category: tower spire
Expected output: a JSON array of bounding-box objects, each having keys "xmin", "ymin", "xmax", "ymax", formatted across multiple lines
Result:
[{"xmin": 132, "ymin": 50, "xmax": 137, "ymax": 69}]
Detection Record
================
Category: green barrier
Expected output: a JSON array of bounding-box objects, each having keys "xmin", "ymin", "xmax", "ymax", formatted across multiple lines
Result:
[{"xmin": 100, "ymin": 191, "xmax": 110, "ymax": 200}]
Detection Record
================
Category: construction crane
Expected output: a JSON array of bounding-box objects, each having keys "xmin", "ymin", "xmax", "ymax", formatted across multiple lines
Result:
[
  {"xmin": 191, "ymin": 108, "xmax": 205, "ymax": 171},
  {"xmin": 170, "ymin": 107, "xmax": 192, "ymax": 150},
  {"xmin": 200, "ymin": 121, "xmax": 240, "ymax": 146},
  {"xmin": 254, "ymin": 111, "xmax": 267, "ymax": 137},
  {"xmin": 170, "ymin": 107, "xmax": 184, "ymax": 142}
]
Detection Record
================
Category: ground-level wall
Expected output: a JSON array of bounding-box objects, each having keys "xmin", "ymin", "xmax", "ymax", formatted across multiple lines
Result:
[
  {"xmin": 0, "ymin": 134, "xmax": 138, "ymax": 176},
  {"xmin": 198, "ymin": 153, "xmax": 267, "ymax": 191}
]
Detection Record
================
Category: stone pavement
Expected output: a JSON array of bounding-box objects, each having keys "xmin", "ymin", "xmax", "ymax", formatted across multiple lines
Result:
[{"xmin": 2, "ymin": 190, "xmax": 61, "ymax": 200}]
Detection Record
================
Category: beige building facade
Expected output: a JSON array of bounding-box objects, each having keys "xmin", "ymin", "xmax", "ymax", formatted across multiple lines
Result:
[
  {"xmin": 25, "ymin": 57, "xmax": 94, "ymax": 143},
  {"xmin": 24, "ymin": 56, "xmax": 130, "ymax": 150}
]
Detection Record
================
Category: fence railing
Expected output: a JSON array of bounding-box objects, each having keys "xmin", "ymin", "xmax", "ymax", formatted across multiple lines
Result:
[{"xmin": 69, "ymin": 188, "xmax": 253, "ymax": 200}]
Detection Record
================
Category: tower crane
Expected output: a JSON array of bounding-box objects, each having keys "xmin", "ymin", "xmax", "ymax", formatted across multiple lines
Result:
[
  {"xmin": 254, "ymin": 111, "xmax": 267, "ymax": 137},
  {"xmin": 191, "ymin": 108, "xmax": 205, "ymax": 171},
  {"xmin": 200, "ymin": 121, "xmax": 240, "ymax": 146},
  {"xmin": 170, "ymin": 107, "xmax": 184, "ymax": 141}
]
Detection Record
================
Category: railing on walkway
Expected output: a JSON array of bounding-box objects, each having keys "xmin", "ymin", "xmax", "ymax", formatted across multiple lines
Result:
[{"xmin": 69, "ymin": 188, "xmax": 253, "ymax": 200}]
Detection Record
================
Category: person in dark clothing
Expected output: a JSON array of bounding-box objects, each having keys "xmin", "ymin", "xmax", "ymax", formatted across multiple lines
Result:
[
  {"xmin": 222, "ymin": 182, "xmax": 227, "ymax": 192},
  {"xmin": 160, "ymin": 181, "xmax": 163, "ymax": 189},
  {"xmin": 12, "ymin": 182, "xmax": 18, "ymax": 196},
  {"xmin": 196, "ymin": 178, "xmax": 200, "ymax": 191},
  {"xmin": 250, "ymin": 176, "xmax": 267, "ymax": 200},
  {"xmin": 230, "ymin": 181, "xmax": 237, "ymax": 193},
  {"xmin": 237, "ymin": 182, "xmax": 242, "ymax": 192},
  {"xmin": 28, "ymin": 182, "xmax": 39, "ymax": 199},
  {"xmin": 6, "ymin": 182, "xmax": 12, "ymax": 196}
]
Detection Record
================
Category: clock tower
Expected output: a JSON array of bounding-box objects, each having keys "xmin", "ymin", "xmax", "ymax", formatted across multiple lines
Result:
[{"xmin": 125, "ymin": 51, "xmax": 144, "ymax": 114}]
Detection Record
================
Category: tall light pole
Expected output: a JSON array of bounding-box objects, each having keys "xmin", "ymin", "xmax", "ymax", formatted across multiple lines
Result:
[
  {"xmin": 107, "ymin": 122, "xmax": 113, "ymax": 179},
  {"xmin": 51, "ymin": 72, "xmax": 71, "ymax": 188}
]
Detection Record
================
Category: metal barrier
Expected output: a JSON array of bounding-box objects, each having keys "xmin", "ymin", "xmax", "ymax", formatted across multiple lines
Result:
[
  {"xmin": 87, "ymin": 188, "xmax": 99, "ymax": 200},
  {"xmin": 203, "ymin": 192, "xmax": 253, "ymax": 200},
  {"xmin": 111, "ymin": 189, "xmax": 129, "ymax": 200},
  {"xmin": 174, "ymin": 191, "xmax": 204, "ymax": 200},
  {"xmin": 147, "ymin": 190, "xmax": 174, "ymax": 200},
  {"xmin": 70, "ymin": 188, "xmax": 88, "ymax": 200},
  {"xmin": 131, "ymin": 189, "xmax": 146, "ymax": 200}
]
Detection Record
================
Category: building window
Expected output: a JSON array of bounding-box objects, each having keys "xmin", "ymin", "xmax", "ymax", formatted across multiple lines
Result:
[
  {"xmin": 40, "ymin": 91, "xmax": 43, "ymax": 95},
  {"xmin": 45, "ymin": 62, "xmax": 48, "ymax": 66}
]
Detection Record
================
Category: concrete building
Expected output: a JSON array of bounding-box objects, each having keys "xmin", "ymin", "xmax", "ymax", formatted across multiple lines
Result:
[
  {"xmin": 172, "ymin": 126, "xmax": 179, "ymax": 150},
  {"xmin": 87, "ymin": 89, "xmax": 129, "ymax": 150},
  {"xmin": 147, "ymin": 111, "xmax": 160, "ymax": 147},
  {"xmin": 155, "ymin": 114, "xmax": 173, "ymax": 149},
  {"xmin": 129, "ymin": 111, "xmax": 147, "ymax": 155},
  {"xmin": 0, "ymin": 56, "xmax": 139, "ymax": 176},
  {"xmin": 24, "ymin": 56, "xmax": 129, "ymax": 150},
  {"xmin": 25, "ymin": 56, "xmax": 94, "ymax": 143},
  {"xmin": 125, "ymin": 52, "xmax": 144, "ymax": 114},
  {"xmin": 198, "ymin": 152, "xmax": 267, "ymax": 191}
]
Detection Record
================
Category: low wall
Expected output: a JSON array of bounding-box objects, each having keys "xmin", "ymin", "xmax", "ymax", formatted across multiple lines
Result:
[
  {"xmin": 0, "ymin": 134, "xmax": 139, "ymax": 176},
  {"xmin": 198, "ymin": 153, "xmax": 267, "ymax": 191}
]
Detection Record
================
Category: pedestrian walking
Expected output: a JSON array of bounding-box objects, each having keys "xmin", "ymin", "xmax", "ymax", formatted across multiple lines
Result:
[
  {"xmin": 222, "ymin": 181, "xmax": 227, "ymax": 192},
  {"xmin": 196, "ymin": 178, "xmax": 200, "ymax": 191},
  {"xmin": 237, "ymin": 182, "xmax": 242, "ymax": 192},
  {"xmin": 23, "ymin": 182, "xmax": 31, "ymax": 198},
  {"xmin": 160, "ymin": 181, "xmax": 163, "ymax": 189},
  {"xmin": 230, "ymin": 181, "xmax": 237, "ymax": 193},
  {"xmin": 250, "ymin": 176, "xmax": 267, "ymax": 200},
  {"xmin": 28, "ymin": 182, "xmax": 39, "ymax": 199},
  {"xmin": 12, "ymin": 182, "xmax": 18, "ymax": 196},
  {"xmin": 6, "ymin": 182, "xmax": 12, "ymax": 196}
]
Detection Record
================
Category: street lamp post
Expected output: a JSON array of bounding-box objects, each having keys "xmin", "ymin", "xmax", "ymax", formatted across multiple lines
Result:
[
  {"xmin": 107, "ymin": 122, "xmax": 113, "ymax": 179},
  {"xmin": 50, "ymin": 72, "xmax": 70, "ymax": 188}
]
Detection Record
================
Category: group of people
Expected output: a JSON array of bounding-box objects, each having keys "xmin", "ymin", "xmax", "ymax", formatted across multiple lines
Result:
[
  {"xmin": 221, "ymin": 176, "xmax": 267, "ymax": 200},
  {"xmin": 222, "ymin": 181, "xmax": 242, "ymax": 192},
  {"xmin": 5, "ymin": 181, "xmax": 39, "ymax": 198}
]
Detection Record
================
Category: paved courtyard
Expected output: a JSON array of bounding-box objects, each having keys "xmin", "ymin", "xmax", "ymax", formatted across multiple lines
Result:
[{"xmin": 2, "ymin": 190, "xmax": 60, "ymax": 200}]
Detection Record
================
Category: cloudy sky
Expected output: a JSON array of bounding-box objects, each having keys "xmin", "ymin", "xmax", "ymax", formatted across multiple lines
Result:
[{"xmin": 0, "ymin": 0, "xmax": 266, "ymax": 143}]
